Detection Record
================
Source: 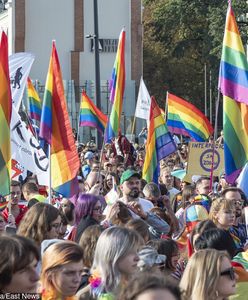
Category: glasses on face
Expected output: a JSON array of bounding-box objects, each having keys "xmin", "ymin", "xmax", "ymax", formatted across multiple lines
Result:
[
  {"xmin": 220, "ymin": 267, "xmax": 235, "ymax": 281},
  {"xmin": 234, "ymin": 200, "xmax": 244, "ymax": 206},
  {"xmin": 93, "ymin": 206, "xmax": 102, "ymax": 212}
]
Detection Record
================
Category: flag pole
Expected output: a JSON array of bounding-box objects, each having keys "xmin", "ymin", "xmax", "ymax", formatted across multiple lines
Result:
[
  {"xmin": 209, "ymin": 90, "xmax": 220, "ymax": 191},
  {"xmin": 204, "ymin": 63, "xmax": 207, "ymax": 117},
  {"xmin": 48, "ymin": 145, "xmax": 52, "ymax": 204},
  {"xmin": 77, "ymin": 89, "xmax": 82, "ymax": 144},
  {"xmin": 97, "ymin": 131, "xmax": 106, "ymax": 182},
  {"xmin": 209, "ymin": 70, "xmax": 213, "ymax": 124},
  {"xmin": 165, "ymin": 91, "xmax": 169, "ymax": 122},
  {"xmin": 131, "ymin": 115, "xmax": 136, "ymax": 142}
]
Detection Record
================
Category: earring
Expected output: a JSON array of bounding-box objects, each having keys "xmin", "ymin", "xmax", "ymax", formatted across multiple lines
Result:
[{"xmin": 215, "ymin": 290, "xmax": 219, "ymax": 298}]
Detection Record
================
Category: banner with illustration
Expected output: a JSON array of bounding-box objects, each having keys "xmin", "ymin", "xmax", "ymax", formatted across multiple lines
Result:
[{"xmin": 9, "ymin": 52, "xmax": 35, "ymax": 110}]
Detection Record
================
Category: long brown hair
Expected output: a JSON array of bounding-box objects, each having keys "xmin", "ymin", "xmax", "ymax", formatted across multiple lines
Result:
[{"xmin": 17, "ymin": 203, "xmax": 60, "ymax": 245}]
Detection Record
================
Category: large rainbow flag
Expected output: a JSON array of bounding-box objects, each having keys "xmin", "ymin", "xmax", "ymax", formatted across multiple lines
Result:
[
  {"xmin": 27, "ymin": 77, "xmax": 42, "ymax": 123},
  {"xmin": 39, "ymin": 42, "xmax": 80, "ymax": 197},
  {"xmin": 106, "ymin": 29, "xmax": 125, "ymax": 141},
  {"xmin": 219, "ymin": 3, "xmax": 248, "ymax": 183},
  {"xmin": 79, "ymin": 90, "xmax": 107, "ymax": 135},
  {"xmin": 167, "ymin": 92, "xmax": 213, "ymax": 142},
  {"xmin": 142, "ymin": 96, "xmax": 177, "ymax": 183},
  {"xmin": 0, "ymin": 32, "xmax": 12, "ymax": 196}
]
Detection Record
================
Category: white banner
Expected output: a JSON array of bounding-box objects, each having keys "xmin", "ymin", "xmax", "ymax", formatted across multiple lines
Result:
[
  {"xmin": 11, "ymin": 108, "xmax": 49, "ymax": 185},
  {"xmin": 135, "ymin": 77, "xmax": 151, "ymax": 120},
  {"xmin": 9, "ymin": 52, "xmax": 35, "ymax": 110}
]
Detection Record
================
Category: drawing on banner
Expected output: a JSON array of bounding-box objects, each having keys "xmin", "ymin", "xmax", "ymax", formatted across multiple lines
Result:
[{"xmin": 200, "ymin": 149, "xmax": 221, "ymax": 172}]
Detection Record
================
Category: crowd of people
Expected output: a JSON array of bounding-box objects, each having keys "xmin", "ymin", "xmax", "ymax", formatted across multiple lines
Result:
[{"xmin": 0, "ymin": 133, "xmax": 248, "ymax": 300}]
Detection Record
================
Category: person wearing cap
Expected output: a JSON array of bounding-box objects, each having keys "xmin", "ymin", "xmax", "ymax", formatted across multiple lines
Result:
[
  {"xmin": 118, "ymin": 170, "xmax": 171, "ymax": 235},
  {"xmin": 119, "ymin": 170, "xmax": 153, "ymax": 213},
  {"xmin": 81, "ymin": 151, "xmax": 95, "ymax": 180},
  {"xmin": 84, "ymin": 151, "xmax": 94, "ymax": 167},
  {"xmin": 137, "ymin": 245, "xmax": 166, "ymax": 274}
]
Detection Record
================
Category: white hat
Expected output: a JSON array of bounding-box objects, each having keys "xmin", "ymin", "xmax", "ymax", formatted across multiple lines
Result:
[{"xmin": 84, "ymin": 151, "xmax": 94, "ymax": 160}]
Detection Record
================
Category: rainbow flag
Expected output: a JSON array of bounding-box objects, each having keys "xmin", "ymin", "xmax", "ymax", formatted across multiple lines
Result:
[
  {"xmin": 142, "ymin": 96, "xmax": 177, "ymax": 183},
  {"xmin": 0, "ymin": 32, "xmax": 12, "ymax": 196},
  {"xmin": 106, "ymin": 29, "xmax": 125, "ymax": 141},
  {"xmin": 219, "ymin": 3, "xmax": 248, "ymax": 183},
  {"xmin": 27, "ymin": 77, "xmax": 42, "ymax": 123},
  {"xmin": 167, "ymin": 92, "xmax": 213, "ymax": 142},
  {"xmin": 39, "ymin": 42, "xmax": 80, "ymax": 197},
  {"xmin": 233, "ymin": 251, "xmax": 248, "ymax": 270},
  {"xmin": 79, "ymin": 90, "xmax": 107, "ymax": 135}
]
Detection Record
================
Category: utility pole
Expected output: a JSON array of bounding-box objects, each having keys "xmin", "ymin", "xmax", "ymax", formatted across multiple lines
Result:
[{"xmin": 93, "ymin": 0, "xmax": 102, "ymax": 149}]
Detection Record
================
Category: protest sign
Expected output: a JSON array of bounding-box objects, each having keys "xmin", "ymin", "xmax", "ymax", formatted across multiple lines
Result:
[{"xmin": 187, "ymin": 142, "xmax": 224, "ymax": 177}]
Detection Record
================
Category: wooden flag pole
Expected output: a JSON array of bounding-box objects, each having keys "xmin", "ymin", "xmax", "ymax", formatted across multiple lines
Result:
[
  {"xmin": 209, "ymin": 90, "xmax": 220, "ymax": 192},
  {"xmin": 131, "ymin": 115, "xmax": 136, "ymax": 143}
]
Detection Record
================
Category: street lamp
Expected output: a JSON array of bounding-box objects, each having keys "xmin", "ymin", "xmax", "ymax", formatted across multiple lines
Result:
[
  {"xmin": 93, "ymin": 0, "xmax": 102, "ymax": 149},
  {"xmin": 86, "ymin": 1, "xmax": 102, "ymax": 149}
]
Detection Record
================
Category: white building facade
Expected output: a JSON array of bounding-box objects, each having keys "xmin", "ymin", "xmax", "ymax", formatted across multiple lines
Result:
[{"xmin": 0, "ymin": 0, "xmax": 143, "ymax": 141}]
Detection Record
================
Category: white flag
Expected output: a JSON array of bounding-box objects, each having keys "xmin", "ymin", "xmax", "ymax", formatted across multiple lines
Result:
[
  {"xmin": 11, "ymin": 107, "xmax": 49, "ymax": 185},
  {"xmin": 9, "ymin": 52, "xmax": 35, "ymax": 110},
  {"xmin": 135, "ymin": 77, "xmax": 151, "ymax": 120},
  {"xmin": 237, "ymin": 162, "xmax": 248, "ymax": 199}
]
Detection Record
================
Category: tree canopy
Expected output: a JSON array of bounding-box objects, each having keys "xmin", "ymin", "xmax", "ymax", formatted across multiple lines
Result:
[{"xmin": 143, "ymin": 0, "xmax": 247, "ymax": 116}]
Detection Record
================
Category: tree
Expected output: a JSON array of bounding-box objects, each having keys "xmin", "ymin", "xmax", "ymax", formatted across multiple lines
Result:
[{"xmin": 143, "ymin": 0, "xmax": 247, "ymax": 116}]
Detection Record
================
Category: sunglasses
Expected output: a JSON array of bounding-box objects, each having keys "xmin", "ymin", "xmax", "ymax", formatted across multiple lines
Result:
[
  {"xmin": 93, "ymin": 206, "xmax": 103, "ymax": 212},
  {"xmin": 220, "ymin": 267, "xmax": 235, "ymax": 281}
]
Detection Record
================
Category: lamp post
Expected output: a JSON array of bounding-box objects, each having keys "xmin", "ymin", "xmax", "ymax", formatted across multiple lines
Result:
[{"xmin": 93, "ymin": 0, "xmax": 102, "ymax": 149}]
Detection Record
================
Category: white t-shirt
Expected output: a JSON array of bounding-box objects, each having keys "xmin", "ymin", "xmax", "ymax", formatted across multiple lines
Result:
[{"xmin": 136, "ymin": 197, "xmax": 154, "ymax": 212}]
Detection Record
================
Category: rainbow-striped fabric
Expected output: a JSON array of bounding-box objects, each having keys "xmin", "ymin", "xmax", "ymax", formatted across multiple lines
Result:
[
  {"xmin": 167, "ymin": 92, "xmax": 213, "ymax": 142},
  {"xmin": 185, "ymin": 204, "xmax": 209, "ymax": 232},
  {"xmin": 106, "ymin": 29, "xmax": 125, "ymax": 141},
  {"xmin": 79, "ymin": 91, "xmax": 107, "ymax": 135},
  {"xmin": 27, "ymin": 77, "xmax": 42, "ymax": 123},
  {"xmin": 39, "ymin": 42, "xmax": 80, "ymax": 197},
  {"xmin": 219, "ymin": 3, "xmax": 248, "ymax": 183},
  {"xmin": 233, "ymin": 251, "xmax": 248, "ymax": 271},
  {"xmin": 0, "ymin": 32, "xmax": 12, "ymax": 196},
  {"xmin": 142, "ymin": 96, "xmax": 177, "ymax": 183}
]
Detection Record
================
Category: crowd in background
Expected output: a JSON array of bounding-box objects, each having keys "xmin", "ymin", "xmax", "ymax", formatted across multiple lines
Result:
[{"xmin": 0, "ymin": 132, "xmax": 247, "ymax": 300}]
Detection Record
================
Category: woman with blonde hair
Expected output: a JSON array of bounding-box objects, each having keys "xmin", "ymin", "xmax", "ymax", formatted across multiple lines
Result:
[
  {"xmin": 209, "ymin": 197, "xmax": 241, "ymax": 249},
  {"xmin": 41, "ymin": 240, "xmax": 84, "ymax": 299},
  {"xmin": 209, "ymin": 198, "xmax": 236, "ymax": 230},
  {"xmin": 180, "ymin": 249, "xmax": 238, "ymax": 300},
  {"xmin": 77, "ymin": 226, "xmax": 143, "ymax": 300}
]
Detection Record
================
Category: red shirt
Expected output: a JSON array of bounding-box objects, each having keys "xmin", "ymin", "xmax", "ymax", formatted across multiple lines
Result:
[{"xmin": 2, "ymin": 205, "xmax": 28, "ymax": 226}]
